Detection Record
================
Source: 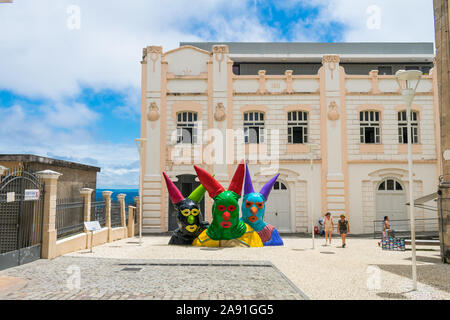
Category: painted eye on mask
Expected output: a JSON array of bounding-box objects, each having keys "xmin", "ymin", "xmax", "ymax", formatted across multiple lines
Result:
[
  {"xmin": 181, "ymin": 209, "xmax": 191, "ymax": 217},
  {"xmin": 255, "ymin": 202, "xmax": 264, "ymax": 209},
  {"xmin": 227, "ymin": 205, "xmax": 236, "ymax": 212},
  {"xmin": 217, "ymin": 205, "xmax": 226, "ymax": 212},
  {"xmin": 191, "ymin": 208, "xmax": 199, "ymax": 216},
  {"xmin": 245, "ymin": 201, "xmax": 253, "ymax": 208}
]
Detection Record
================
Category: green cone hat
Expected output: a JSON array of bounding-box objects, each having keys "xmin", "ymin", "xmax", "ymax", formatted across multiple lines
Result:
[{"xmin": 188, "ymin": 174, "xmax": 214, "ymax": 203}]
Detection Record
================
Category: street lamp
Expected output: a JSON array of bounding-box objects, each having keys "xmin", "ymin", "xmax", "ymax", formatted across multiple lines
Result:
[
  {"xmin": 135, "ymin": 138, "xmax": 147, "ymax": 246},
  {"xmin": 395, "ymin": 69, "xmax": 423, "ymax": 291},
  {"xmin": 308, "ymin": 143, "xmax": 320, "ymax": 249}
]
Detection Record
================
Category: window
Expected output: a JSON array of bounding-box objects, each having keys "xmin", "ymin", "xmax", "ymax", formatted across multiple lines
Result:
[
  {"xmin": 378, "ymin": 179, "xmax": 403, "ymax": 191},
  {"xmin": 378, "ymin": 66, "xmax": 392, "ymax": 75},
  {"xmin": 244, "ymin": 112, "xmax": 265, "ymax": 144},
  {"xmin": 398, "ymin": 111, "xmax": 419, "ymax": 144},
  {"xmin": 360, "ymin": 111, "xmax": 381, "ymax": 144},
  {"xmin": 176, "ymin": 112, "xmax": 198, "ymax": 144},
  {"xmin": 405, "ymin": 66, "xmax": 420, "ymax": 71},
  {"xmin": 232, "ymin": 64, "xmax": 240, "ymax": 75},
  {"xmin": 287, "ymin": 111, "xmax": 308, "ymax": 144},
  {"xmin": 274, "ymin": 181, "xmax": 287, "ymax": 190}
]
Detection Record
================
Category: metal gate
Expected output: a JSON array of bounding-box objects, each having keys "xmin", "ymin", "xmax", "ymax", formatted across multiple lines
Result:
[{"xmin": 0, "ymin": 166, "xmax": 45, "ymax": 271}]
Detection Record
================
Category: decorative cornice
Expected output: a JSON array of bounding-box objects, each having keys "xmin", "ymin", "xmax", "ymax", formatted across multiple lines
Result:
[
  {"xmin": 212, "ymin": 45, "xmax": 229, "ymax": 72},
  {"xmin": 147, "ymin": 46, "xmax": 163, "ymax": 72},
  {"xmin": 322, "ymin": 55, "xmax": 340, "ymax": 65}
]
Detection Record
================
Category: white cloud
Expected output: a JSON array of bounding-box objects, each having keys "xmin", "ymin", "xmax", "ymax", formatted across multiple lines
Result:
[
  {"xmin": 0, "ymin": 0, "xmax": 436, "ymax": 189},
  {"xmin": 294, "ymin": 0, "xmax": 435, "ymax": 43}
]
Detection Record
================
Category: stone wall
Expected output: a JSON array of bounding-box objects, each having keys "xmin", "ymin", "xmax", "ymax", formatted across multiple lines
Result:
[{"xmin": 0, "ymin": 158, "xmax": 99, "ymax": 201}]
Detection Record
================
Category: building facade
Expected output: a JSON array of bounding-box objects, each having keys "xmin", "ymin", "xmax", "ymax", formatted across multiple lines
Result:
[{"xmin": 139, "ymin": 42, "xmax": 440, "ymax": 235}]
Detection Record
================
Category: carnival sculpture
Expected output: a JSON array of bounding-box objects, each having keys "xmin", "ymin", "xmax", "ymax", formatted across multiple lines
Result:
[
  {"xmin": 241, "ymin": 164, "xmax": 284, "ymax": 246},
  {"xmin": 162, "ymin": 172, "xmax": 209, "ymax": 245},
  {"xmin": 192, "ymin": 162, "xmax": 263, "ymax": 247}
]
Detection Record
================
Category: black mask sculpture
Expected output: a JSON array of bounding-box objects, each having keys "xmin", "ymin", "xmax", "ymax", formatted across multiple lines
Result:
[{"xmin": 163, "ymin": 172, "xmax": 209, "ymax": 245}]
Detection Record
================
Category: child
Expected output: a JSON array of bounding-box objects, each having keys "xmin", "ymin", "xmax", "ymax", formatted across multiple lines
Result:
[
  {"xmin": 323, "ymin": 212, "xmax": 334, "ymax": 246},
  {"xmin": 338, "ymin": 215, "xmax": 350, "ymax": 248}
]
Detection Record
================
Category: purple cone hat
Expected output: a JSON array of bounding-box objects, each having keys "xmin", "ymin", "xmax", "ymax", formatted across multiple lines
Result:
[
  {"xmin": 259, "ymin": 173, "xmax": 280, "ymax": 201},
  {"xmin": 244, "ymin": 164, "xmax": 255, "ymax": 196}
]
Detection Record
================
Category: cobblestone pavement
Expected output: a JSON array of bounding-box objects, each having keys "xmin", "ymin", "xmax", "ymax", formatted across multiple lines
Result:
[{"xmin": 0, "ymin": 257, "xmax": 307, "ymax": 300}]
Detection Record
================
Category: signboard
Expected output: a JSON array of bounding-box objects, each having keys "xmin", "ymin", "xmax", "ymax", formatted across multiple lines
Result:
[
  {"xmin": 24, "ymin": 189, "xmax": 40, "ymax": 201},
  {"xmin": 6, "ymin": 192, "xmax": 15, "ymax": 203},
  {"xmin": 84, "ymin": 221, "xmax": 101, "ymax": 232}
]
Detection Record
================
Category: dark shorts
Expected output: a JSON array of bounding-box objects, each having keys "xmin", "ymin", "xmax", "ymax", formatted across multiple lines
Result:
[{"xmin": 339, "ymin": 229, "xmax": 347, "ymax": 235}]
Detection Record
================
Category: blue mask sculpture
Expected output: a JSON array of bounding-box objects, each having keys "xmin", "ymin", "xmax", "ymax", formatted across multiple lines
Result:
[{"xmin": 240, "ymin": 164, "xmax": 284, "ymax": 246}]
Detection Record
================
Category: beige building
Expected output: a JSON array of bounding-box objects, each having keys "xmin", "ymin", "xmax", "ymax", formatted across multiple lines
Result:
[{"xmin": 139, "ymin": 42, "xmax": 440, "ymax": 235}]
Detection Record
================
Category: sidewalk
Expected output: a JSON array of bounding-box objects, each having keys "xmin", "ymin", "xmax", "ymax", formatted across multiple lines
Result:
[{"xmin": 1, "ymin": 236, "xmax": 449, "ymax": 300}]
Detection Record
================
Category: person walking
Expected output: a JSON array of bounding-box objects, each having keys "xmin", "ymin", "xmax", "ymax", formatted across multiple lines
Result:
[
  {"xmin": 323, "ymin": 212, "xmax": 334, "ymax": 246},
  {"xmin": 338, "ymin": 214, "xmax": 350, "ymax": 248}
]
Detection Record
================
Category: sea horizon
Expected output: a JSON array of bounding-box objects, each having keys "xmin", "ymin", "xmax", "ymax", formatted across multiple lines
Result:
[{"xmin": 96, "ymin": 188, "xmax": 139, "ymax": 205}]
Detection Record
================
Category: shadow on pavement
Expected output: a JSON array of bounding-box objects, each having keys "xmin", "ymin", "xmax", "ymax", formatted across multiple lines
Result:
[{"xmin": 376, "ymin": 262, "xmax": 450, "ymax": 293}]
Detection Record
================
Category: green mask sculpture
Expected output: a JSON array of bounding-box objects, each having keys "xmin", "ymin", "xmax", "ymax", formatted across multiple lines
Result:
[{"xmin": 193, "ymin": 162, "xmax": 247, "ymax": 240}]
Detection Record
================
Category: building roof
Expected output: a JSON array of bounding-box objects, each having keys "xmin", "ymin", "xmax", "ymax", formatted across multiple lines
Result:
[
  {"xmin": 179, "ymin": 42, "xmax": 435, "ymax": 63},
  {"xmin": 0, "ymin": 154, "xmax": 101, "ymax": 172}
]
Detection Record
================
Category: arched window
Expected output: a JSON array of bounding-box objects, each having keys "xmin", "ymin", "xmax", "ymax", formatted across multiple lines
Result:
[
  {"xmin": 244, "ymin": 111, "xmax": 265, "ymax": 144},
  {"xmin": 176, "ymin": 112, "xmax": 198, "ymax": 144},
  {"xmin": 360, "ymin": 110, "xmax": 381, "ymax": 144},
  {"xmin": 378, "ymin": 179, "xmax": 403, "ymax": 191},
  {"xmin": 273, "ymin": 181, "xmax": 287, "ymax": 190},
  {"xmin": 398, "ymin": 111, "xmax": 419, "ymax": 144},
  {"xmin": 287, "ymin": 111, "xmax": 308, "ymax": 144}
]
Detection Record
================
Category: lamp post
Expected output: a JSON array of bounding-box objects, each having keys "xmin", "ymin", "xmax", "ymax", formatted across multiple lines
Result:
[
  {"xmin": 308, "ymin": 143, "xmax": 320, "ymax": 249},
  {"xmin": 135, "ymin": 138, "xmax": 147, "ymax": 246},
  {"xmin": 395, "ymin": 70, "xmax": 422, "ymax": 291}
]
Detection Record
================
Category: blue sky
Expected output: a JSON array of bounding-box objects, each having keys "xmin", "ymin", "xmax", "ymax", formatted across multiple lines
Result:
[{"xmin": 0, "ymin": 0, "xmax": 435, "ymax": 188}]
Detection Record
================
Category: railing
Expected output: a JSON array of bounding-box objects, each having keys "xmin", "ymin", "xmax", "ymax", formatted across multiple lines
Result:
[
  {"xmin": 111, "ymin": 200, "xmax": 122, "ymax": 228},
  {"xmin": 91, "ymin": 201, "xmax": 106, "ymax": 227},
  {"xmin": 373, "ymin": 218, "xmax": 439, "ymax": 239},
  {"xmin": 56, "ymin": 198, "xmax": 84, "ymax": 239}
]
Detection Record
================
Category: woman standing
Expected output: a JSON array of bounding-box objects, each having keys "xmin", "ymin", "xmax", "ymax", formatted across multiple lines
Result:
[
  {"xmin": 378, "ymin": 216, "xmax": 391, "ymax": 247},
  {"xmin": 338, "ymin": 215, "xmax": 350, "ymax": 248},
  {"xmin": 323, "ymin": 212, "xmax": 334, "ymax": 246}
]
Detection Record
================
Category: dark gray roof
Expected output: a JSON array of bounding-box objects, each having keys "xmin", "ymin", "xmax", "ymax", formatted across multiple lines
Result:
[
  {"xmin": 0, "ymin": 154, "xmax": 101, "ymax": 172},
  {"xmin": 180, "ymin": 42, "xmax": 434, "ymax": 55}
]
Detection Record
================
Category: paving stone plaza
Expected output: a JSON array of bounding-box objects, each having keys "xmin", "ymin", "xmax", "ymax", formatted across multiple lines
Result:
[{"xmin": 0, "ymin": 236, "xmax": 449, "ymax": 300}]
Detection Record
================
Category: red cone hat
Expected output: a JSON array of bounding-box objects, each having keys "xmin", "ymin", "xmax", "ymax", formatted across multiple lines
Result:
[
  {"xmin": 162, "ymin": 172, "xmax": 184, "ymax": 204},
  {"xmin": 228, "ymin": 160, "xmax": 245, "ymax": 196},
  {"xmin": 193, "ymin": 166, "xmax": 225, "ymax": 199}
]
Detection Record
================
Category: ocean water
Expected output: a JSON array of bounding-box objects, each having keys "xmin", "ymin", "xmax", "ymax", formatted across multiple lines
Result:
[{"xmin": 96, "ymin": 189, "xmax": 139, "ymax": 205}]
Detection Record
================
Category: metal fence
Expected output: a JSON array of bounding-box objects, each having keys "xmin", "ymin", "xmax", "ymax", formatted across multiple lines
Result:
[
  {"xmin": 56, "ymin": 198, "xmax": 84, "ymax": 239},
  {"xmin": 373, "ymin": 218, "xmax": 439, "ymax": 239},
  {"xmin": 91, "ymin": 201, "xmax": 106, "ymax": 227},
  {"xmin": 111, "ymin": 200, "xmax": 122, "ymax": 228}
]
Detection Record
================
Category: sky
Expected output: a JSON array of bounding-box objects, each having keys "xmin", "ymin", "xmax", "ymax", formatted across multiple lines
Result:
[{"xmin": 0, "ymin": 0, "xmax": 436, "ymax": 188}]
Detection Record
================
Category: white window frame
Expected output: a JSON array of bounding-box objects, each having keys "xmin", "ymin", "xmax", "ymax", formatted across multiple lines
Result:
[
  {"xmin": 243, "ymin": 111, "xmax": 265, "ymax": 144},
  {"xmin": 287, "ymin": 111, "xmax": 308, "ymax": 144},
  {"xmin": 398, "ymin": 111, "xmax": 419, "ymax": 144},
  {"xmin": 176, "ymin": 111, "xmax": 198, "ymax": 144},
  {"xmin": 360, "ymin": 110, "xmax": 381, "ymax": 144}
]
